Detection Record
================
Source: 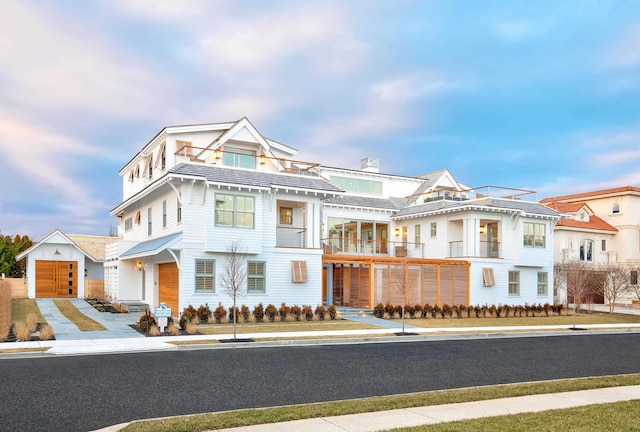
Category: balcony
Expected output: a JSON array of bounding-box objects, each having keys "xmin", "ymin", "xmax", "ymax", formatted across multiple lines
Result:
[
  {"xmin": 322, "ymin": 238, "xmax": 423, "ymax": 257},
  {"xmin": 449, "ymin": 240, "xmax": 501, "ymax": 258},
  {"xmin": 276, "ymin": 226, "xmax": 307, "ymax": 248}
]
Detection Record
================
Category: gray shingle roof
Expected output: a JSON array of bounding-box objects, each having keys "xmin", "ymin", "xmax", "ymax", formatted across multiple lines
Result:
[
  {"xmin": 394, "ymin": 197, "xmax": 560, "ymax": 218},
  {"xmin": 169, "ymin": 163, "xmax": 342, "ymax": 193},
  {"xmin": 322, "ymin": 196, "xmax": 408, "ymax": 210}
]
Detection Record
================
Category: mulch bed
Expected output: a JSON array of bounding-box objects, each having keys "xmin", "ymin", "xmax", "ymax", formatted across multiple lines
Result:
[
  {"xmin": 85, "ymin": 299, "xmax": 119, "ymax": 313},
  {"xmin": 2, "ymin": 323, "xmax": 56, "ymax": 343}
]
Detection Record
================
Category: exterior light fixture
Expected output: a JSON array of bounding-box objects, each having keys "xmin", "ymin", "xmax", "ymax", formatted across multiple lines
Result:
[
  {"xmin": 260, "ymin": 155, "xmax": 266, "ymax": 165},
  {"xmin": 214, "ymin": 149, "xmax": 222, "ymax": 159},
  {"xmin": 394, "ymin": 228, "xmax": 400, "ymax": 237},
  {"xmin": 479, "ymin": 225, "xmax": 487, "ymax": 234},
  {"xmin": 136, "ymin": 260, "xmax": 143, "ymax": 271}
]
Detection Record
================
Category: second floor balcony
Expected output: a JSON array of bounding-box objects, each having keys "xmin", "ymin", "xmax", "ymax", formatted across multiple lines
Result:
[
  {"xmin": 449, "ymin": 240, "xmax": 501, "ymax": 258},
  {"xmin": 322, "ymin": 238, "xmax": 424, "ymax": 257}
]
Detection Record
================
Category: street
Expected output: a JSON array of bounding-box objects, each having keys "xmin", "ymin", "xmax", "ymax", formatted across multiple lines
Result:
[{"xmin": 1, "ymin": 333, "xmax": 639, "ymax": 431}]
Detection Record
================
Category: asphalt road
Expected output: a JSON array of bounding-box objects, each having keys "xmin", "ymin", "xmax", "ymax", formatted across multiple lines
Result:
[{"xmin": 1, "ymin": 333, "xmax": 640, "ymax": 432}]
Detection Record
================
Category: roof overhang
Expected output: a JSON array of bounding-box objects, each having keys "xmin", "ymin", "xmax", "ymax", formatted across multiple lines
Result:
[{"xmin": 120, "ymin": 232, "xmax": 182, "ymax": 260}]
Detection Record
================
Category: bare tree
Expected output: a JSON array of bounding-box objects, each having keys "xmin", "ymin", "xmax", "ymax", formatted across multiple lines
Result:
[
  {"xmin": 220, "ymin": 240, "xmax": 247, "ymax": 340},
  {"xmin": 392, "ymin": 260, "xmax": 410, "ymax": 334},
  {"xmin": 627, "ymin": 263, "xmax": 640, "ymax": 303},
  {"xmin": 590, "ymin": 262, "xmax": 630, "ymax": 314},
  {"xmin": 559, "ymin": 259, "xmax": 592, "ymax": 313},
  {"xmin": 553, "ymin": 261, "xmax": 567, "ymax": 306}
]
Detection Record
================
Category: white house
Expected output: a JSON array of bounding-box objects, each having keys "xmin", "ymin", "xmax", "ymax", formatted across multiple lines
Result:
[
  {"xmin": 16, "ymin": 230, "xmax": 116, "ymax": 299},
  {"xmin": 108, "ymin": 118, "xmax": 560, "ymax": 316}
]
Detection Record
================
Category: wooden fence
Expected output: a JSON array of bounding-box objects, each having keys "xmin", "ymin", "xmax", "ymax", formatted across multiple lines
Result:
[
  {"xmin": 3, "ymin": 278, "xmax": 28, "ymax": 299},
  {"xmin": 0, "ymin": 279, "xmax": 12, "ymax": 341},
  {"xmin": 85, "ymin": 280, "xmax": 105, "ymax": 300}
]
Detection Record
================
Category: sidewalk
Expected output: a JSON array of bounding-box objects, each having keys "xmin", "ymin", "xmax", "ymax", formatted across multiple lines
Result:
[{"xmin": 96, "ymin": 385, "xmax": 640, "ymax": 432}]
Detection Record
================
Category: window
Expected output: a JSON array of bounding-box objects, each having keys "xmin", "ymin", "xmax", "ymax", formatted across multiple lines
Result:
[
  {"xmin": 402, "ymin": 226, "xmax": 408, "ymax": 248},
  {"xmin": 631, "ymin": 270, "xmax": 638, "ymax": 285},
  {"xmin": 128, "ymin": 171, "xmax": 134, "ymax": 182},
  {"xmin": 124, "ymin": 217, "xmax": 133, "ymax": 231},
  {"xmin": 195, "ymin": 259, "xmax": 215, "ymax": 292},
  {"xmin": 247, "ymin": 261, "xmax": 266, "ymax": 293},
  {"xmin": 223, "ymin": 146, "xmax": 256, "ymax": 169},
  {"xmin": 162, "ymin": 200, "xmax": 167, "ymax": 228},
  {"xmin": 329, "ymin": 175, "xmax": 383, "ymax": 196},
  {"xmin": 147, "ymin": 207, "xmax": 152, "ymax": 236},
  {"xmin": 537, "ymin": 272, "xmax": 548, "ymax": 296},
  {"xmin": 177, "ymin": 194, "xmax": 182, "ymax": 224},
  {"xmin": 279, "ymin": 207, "xmax": 293, "ymax": 225},
  {"xmin": 292, "ymin": 260, "xmax": 308, "ymax": 282},
  {"xmin": 135, "ymin": 165, "xmax": 140, "ymax": 178},
  {"xmin": 430, "ymin": 222, "xmax": 437, "ymax": 238},
  {"xmin": 580, "ymin": 239, "xmax": 593, "ymax": 262},
  {"xmin": 508, "ymin": 271, "xmax": 520, "ymax": 295},
  {"xmin": 612, "ymin": 201, "xmax": 620, "ymax": 214},
  {"xmin": 160, "ymin": 143, "xmax": 166, "ymax": 169},
  {"xmin": 176, "ymin": 140, "xmax": 193, "ymax": 157},
  {"xmin": 523, "ymin": 222, "xmax": 545, "ymax": 248},
  {"xmin": 147, "ymin": 156, "xmax": 153, "ymax": 178},
  {"xmin": 215, "ymin": 194, "xmax": 255, "ymax": 228},
  {"xmin": 482, "ymin": 268, "xmax": 495, "ymax": 287},
  {"xmin": 602, "ymin": 239, "xmax": 606, "ymax": 252},
  {"xmin": 135, "ymin": 210, "xmax": 141, "ymax": 224},
  {"xmin": 414, "ymin": 224, "xmax": 421, "ymax": 248}
]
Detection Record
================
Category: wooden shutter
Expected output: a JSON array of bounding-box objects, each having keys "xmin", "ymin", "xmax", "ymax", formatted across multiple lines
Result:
[
  {"xmin": 135, "ymin": 210, "xmax": 141, "ymax": 224},
  {"xmin": 482, "ymin": 268, "xmax": 495, "ymax": 287},
  {"xmin": 292, "ymin": 260, "xmax": 308, "ymax": 283}
]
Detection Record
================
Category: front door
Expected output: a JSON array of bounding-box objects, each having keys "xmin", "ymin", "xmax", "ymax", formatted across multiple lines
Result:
[
  {"xmin": 158, "ymin": 262, "xmax": 179, "ymax": 317},
  {"xmin": 35, "ymin": 260, "xmax": 78, "ymax": 298}
]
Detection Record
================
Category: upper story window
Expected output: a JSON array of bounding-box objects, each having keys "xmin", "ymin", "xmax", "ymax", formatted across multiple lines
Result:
[
  {"xmin": 147, "ymin": 156, "xmax": 153, "ymax": 178},
  {"xmin": 430, "ymin": 222, "xmax": 437, "ymax": 238},
  {"xmin": 135, "ymin": 165, "xmax": 140, "ymax": 178},
  {"xmin": 128, "ymin": 171, "xmax": 134, "ymax": 182},
  {"xmin": 414, "ymin": 224, "xmax": 421, "ymax": 248},
  {"xmin": 580, "ymin": 239, "xmax": 593, "ymax": 262},
  {"xmin": 523, "ymin": 222, "xmax": 545, "ymax": 248},
  {"xmin": 160, "ymin": 143, "xmax": 166, "ymax": 170},
  {"xmin": 330, "ymin": 175, "xmax": 383, "ymax": 196},
  {"xmin": 162, "ymin": 200, "xmax": 167, "ymax": 228},
  {"xmin": 279, "ymin": 207, "xmax": 293, "ymax": 225},
  {"xmin": 223, "ymin": 147, "xmax": 256, "ymax": 169},
  {"xmin": 215, "ymin": 194, "xmax": 255, "ymax": 228},
  {"xmin": 124, "ymin": 217, "xmax": 133, "ymax": 231},
  {"xmin": 612, "ymin": 201, "xmax": 620, "ymax": 214},
  {"xmin": 177, "ymin": 193, "xmax": 182, "ymax": 224},
  {"xmin": 147, "ymin": 207, "xmax": 152, "ymax": 236}
]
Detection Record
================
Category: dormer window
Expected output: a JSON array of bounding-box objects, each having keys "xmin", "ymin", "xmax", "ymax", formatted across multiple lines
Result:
[
  {"xmin": 160, "ymin": 144, "xmax": 166, "ymax": 169},
  {"xmin": 579, "ymin": 211, "xmax": 587, "ymax": 221},
  {"xmin": 147, "ymin": 156, "xmax": 153, "ymax": 178},
  {"xmin": 135, "ymin": 165, "xmax": 140, "ymax": 178},
  {"xmin": 223, "ymin": 146, "xmax": 256, "ymax": 169}
]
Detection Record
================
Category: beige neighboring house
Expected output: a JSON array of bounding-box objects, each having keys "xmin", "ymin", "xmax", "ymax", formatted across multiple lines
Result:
[
  {"xmin": 16, "ymin": 229, "xmax": 118, "ymax": 299},
  {"xmin": 542, "ymin": 186, "xmax": 640, "ymax": 305}
]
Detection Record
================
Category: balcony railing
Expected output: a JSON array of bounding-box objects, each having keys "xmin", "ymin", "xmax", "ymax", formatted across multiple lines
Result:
[
  {"xmin": 322, "ymin": 238, "xmax": 423, "ymax": 257},
  {"xmin": 449, "ymin": 240, "xmax": 500, "ymax": 258},
  {"xmin": 276, "ymin": 226, "xmax": 306, "ymax": 248}
]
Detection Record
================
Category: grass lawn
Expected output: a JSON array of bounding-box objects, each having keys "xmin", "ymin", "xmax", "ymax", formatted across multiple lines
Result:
[
  {"xmin": 196, "ymin": 320, "xmax": 382, "ymax": 335},
  {"xmin": 53, "ymin": 300, "xmax": 107, "ymax": 331},
  {"xmin": 121, "ymin": 374, "xmax": 640, "ymax": 432},
  {"xmin": 390, "ymin": 312, "xmax": 640, "ymax": 328},
  {"xmin": 11, "ymin": 299, "xmax": 46, "ymax": 324},
  {"xmin": 389, "ymin": 400, "xmax": 640, "ymax": 431}
]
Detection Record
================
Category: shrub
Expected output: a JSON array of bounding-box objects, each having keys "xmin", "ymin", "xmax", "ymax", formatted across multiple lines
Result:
[
  {"xmin": 385, "ymin": 303, "xmax": 395, "ymax": 315},
  {"xmin": 247, "ymin": 314, "xmax": 256, "ymax": 324},
  {"xmin": 241, "ymin": 305, "xmax": 251, "ymax": 321},
  {"xmin": 264, "ymin": 304, "xmax": 278, "ymax": 321},
  {"xmin": 285, "ymin": 314, "xmax": 296, "ymax": 322},
  {"xmin": 442, "ymin": 304, "xmax": 451, "ymax": 318},
  {"xmin": 405, "ymin": 304, "xmax": 415, "ymax": 318},
  {"xmin": 27, "ymin": 313, "xmax": 38, "ymax": 333},
  {"xmin": 302, "ymin": 305, "xmax": 314, "ymax": 321},
  {"xmin": 197, "ymin": 304, "xmax": 211, "ymax": 322},
  {"xmin": 229, "ymin": 306, "xmax": 241, "ymax": 323},
  {"xmin": 291, "ymin": 305, "xmax": 302, "ymax": 321},
  {"xmin": 213, "ymin": 303, "xmax": 227, "ymax": 322},
  {"xmin": 185, "ymin": 322, "xmax": 197, "ymax": 335},
  {"xmin": 327, "ymin": 304, "xmax": 338, "ymax": 320},
  {"xmin": 167, "ymin": 323, "xmax": 179, "ymax": 335},
  {"xmin": 423, "ymin": 304, "xmax": 434, "ymax": 318},
  {"xmin": 253, "ymin": 303, "xmax": 265, "ymax": 321},
  {"xmin": 179, "ymin": 308, "xmax": 194, "ymax": 330},
  {"xmin": 413, "ymin": 304, "xmax": 423, "ymax": 318},
  {"xmin": 373, "ymin": 303, "xmax": 385, "ymax": 318},
  {"xmin": 394, "ymin": 304, "xmax": 403, "ymax": 317},
  {"xmin": 39, "ymin": 324, "xmax": 54, "ymax": 340},
  {"xmin": 149, "ymin": 325, "xmax": 160, "ymax": 336},
  {"xmin": 433, "ymin": 305, "xmax": 442, "ymax": 319},
  {"xmin": 139, "ymin": 310, "xmax": 157, "ymax": 332},
  {"xmin": 279, "ymin": 303, "xmax": 291, "ymax": 319},
  {"xmin": 14, "ymin": 322, "xmax": 31, "ymax": 341},
  {"xmin": 314, "ymin": 305, "xmax": 326, "ymax": 320}
]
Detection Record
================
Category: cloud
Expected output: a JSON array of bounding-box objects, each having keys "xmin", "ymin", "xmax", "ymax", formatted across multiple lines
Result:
[
  {"xmin": 492, "ymin": 16, "xmax": 557, "ymax": 42},
  {"xmin": 603, "ymin": 25, "xmax": 640, "ymax": 69},
  {"xmin": 371, "ymin": 72, "xmax": 471, "ymax": 103}
]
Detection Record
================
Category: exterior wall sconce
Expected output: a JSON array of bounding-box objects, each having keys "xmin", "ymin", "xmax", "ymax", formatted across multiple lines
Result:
[
  {"xmin": 214, "ymin": 149, "xmax": 222, "ymax": 159},
  {"xmin": 260, "ymin": 155, "xmax": 266, "ymax": 165},
  {"xmin": 479, "ymin": 225, "xmax": 487, "ymax": 234},
  {"xmin": 394, "ymin": 228, "xmax": 400, "ymax": 237},
  {"xmin": 136, "ymin": 260, "xmax": 143, "ymax": 271}
]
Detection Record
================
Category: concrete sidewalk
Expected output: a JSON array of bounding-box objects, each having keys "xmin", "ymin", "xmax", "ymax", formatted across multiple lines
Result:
[{"xmin": 96, "ymin": 385, "xmax": 640, "ymax": 432}]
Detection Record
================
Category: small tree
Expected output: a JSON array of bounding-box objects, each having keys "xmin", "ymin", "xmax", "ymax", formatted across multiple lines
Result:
[
  {"xmin": 560, "ymin": 259, "xmax": 592, "ymax": 314},
  {"xmin": 627, "ymin": 264, "xmax": 640, "ymax": 302},
  {"xmin": 392, "ymin": 260, "xmax": 410, "ymax": 334},
  {"xmin": 590, "ymin": 262, "xmax": 630, "ymax": 314},
  {"xmin": 220, "ymin": 240, "xmax": 246, "ymax": 340}
]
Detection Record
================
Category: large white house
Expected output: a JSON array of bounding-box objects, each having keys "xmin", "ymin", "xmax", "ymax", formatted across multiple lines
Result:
[{"xmin": 107, "ymin": 118, "xmax": 560, "ymax": 316}]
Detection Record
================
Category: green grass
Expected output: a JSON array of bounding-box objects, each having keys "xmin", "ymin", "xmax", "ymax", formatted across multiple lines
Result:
[
  {"xmin": 388, "ymin": 400, "xmax": 640, "ymax": 431},
  {"xmin": 53, "ymin": 300, "xmax": 106, "ymax": 331},
  {"xmin": 11, "ymin": 299, "xmax": 46, "ymax": 324},
  {"xmin": 120, "ymin": 374, "xmax": 640, "ymax": 432},
  {"xmin": 391, "ymin": 312, "xmax": 640, "ymax": 328}
]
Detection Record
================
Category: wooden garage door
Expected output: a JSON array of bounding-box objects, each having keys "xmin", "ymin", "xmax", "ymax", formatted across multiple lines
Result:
[
  {"xmin": 158, "ymin": 262, "xmax": 179, "ymax": 317},
  {"xmin": 36, "ymin": 260, "xmax": 78, "ymax": 298}
]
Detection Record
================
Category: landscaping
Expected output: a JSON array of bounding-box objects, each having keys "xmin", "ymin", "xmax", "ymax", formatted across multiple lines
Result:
[
  {"xmin": 53, "ymin": 299, "xmax": 106, "ymax": 331},
  {"xmin": 1, "ymin": 299, "xmax": 54, "ymax": 342}
]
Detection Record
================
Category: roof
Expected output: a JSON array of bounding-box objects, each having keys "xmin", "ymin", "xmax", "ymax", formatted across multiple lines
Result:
[
  {"xmin": 411, "ymin": 169, "xmax": 449, "ymax": 196},
  {"xmin": 169, "ymin": 163, "xmax": 343, "ymax": 193},
  {"xmin": 394, "ymin": 197, "xmax": 560, "ymax": 219},
  {"xmin": 121, "ymin": 232, "xmax": 182, "ymax": 259},
  {"xmin": 543, "ymin": 201, "xmax": 618, "ymax": 232},
  {"xmin": 16, "ymin": 230, "xmax": 118, "ymax": 262},
  {"xmin": 322, "ymin": 196, "xmax": 409, "ymax": 211},
  {"xmin": 541, "ymin": 186, "xmax": 640, "ymax": 203}
]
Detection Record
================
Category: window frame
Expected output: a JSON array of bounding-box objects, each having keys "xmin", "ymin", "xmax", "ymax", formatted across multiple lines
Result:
[
  {"xmin": 147, "ymin": 207, "xmax": 152, "ymax": 236},
  {"xmin": 279, "ymin": 207, "xmax": 293, "ymax": 225},
  {"xmin": 162, "ymin": 200, "xmax": 167, "ymax": 228},
  {"xmin": 247, "ymin": 261, "xmax": 266, "ymax": 293},
  {"xmin": 177, "ymin": 194, "xmax": 182, "ymax": 224},
  {"xmin": 523, "ymin": 222, "xmax": 546, "ymax": 248},
  {"xmin": 508, "ymin": 271, "xmax": 520, "ymax": 296},
  {"xmin": 195, "ymin": 259, "xmax": 215, "ymax": 293},
  {"xmin": 580, "ymin": 239, "xmax": 594, "ymax": 262},
  {"xmin": 414, "ymin": 224, "xmax": 421, "ymax": 249},
  {"xmin": 223, "ymin": 146, "xmax": 256, "ymax": 169},
  {"xmin": 215, "ymin": 193, "xmax": 255, "ymax": 229},
  {"xmin": 537, "ymin": 272, "xmax": 548, "ymax": 296},
  {"xmin": 430, "ymin": 222, "xmax": 437, "ymax": 238},
  {"xmin": 124, "ymin": 217, "xmax": 133, "ymax": 232}
]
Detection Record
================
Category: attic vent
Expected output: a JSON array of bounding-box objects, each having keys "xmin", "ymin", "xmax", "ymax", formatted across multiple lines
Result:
[{"xmin": 360, "ymin": 157, "xmax": 379, "ymax": 173}]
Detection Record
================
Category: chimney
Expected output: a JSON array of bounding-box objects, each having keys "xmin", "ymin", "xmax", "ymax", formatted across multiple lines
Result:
[{"xmin": 360, "ymin": 157, "xmax": 379, "ymax": 173}]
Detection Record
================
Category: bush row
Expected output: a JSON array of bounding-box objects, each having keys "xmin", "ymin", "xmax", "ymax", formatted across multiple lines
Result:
[{"xmin": 373, "ymin": 302, "xmax": 566, "ymax": 319}]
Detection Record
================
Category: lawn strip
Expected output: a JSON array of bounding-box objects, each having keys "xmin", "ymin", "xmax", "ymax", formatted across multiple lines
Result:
[
  {"xmin": 53, "ymin": 300, "xmax": 107, "ymax": 331},
  {"xmin": 120, "ymin": 374, "xmax": 640, "ymax": 432},
  {"xmin": 388, "ymin": 400, "xmax": 640, "ymax": 431},
  {"xmin": 0, "ymin": 347, "xmax": 50, "ymax": 354},
  {"xmin": 11, "ymin": 299, "xmax": 46, "ymax": 324},
  {"xmin": 196, "ymin": 320, "xmax": 382, "ymax": 335}
]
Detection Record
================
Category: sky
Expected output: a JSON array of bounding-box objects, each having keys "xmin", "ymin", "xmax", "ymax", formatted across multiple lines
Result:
[{"xmin": 1, "ymin": 0, "xmax": 639, "ymax": 240}]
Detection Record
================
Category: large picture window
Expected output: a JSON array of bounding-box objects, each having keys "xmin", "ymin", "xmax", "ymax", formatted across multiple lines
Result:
[
  {"xmin": 195, "ymin": 259, "xmax": 215, "ymax": 292},
  {"xmin": 523, "ymin": 222, "xmax": 545, "ymax": 248},
  {"xmin": 247, "ymin": 261, "xmax": 266, "ymax": 293},
  {"xmin": 215, "ymin": 194, "xmax": 255, "ymax": 228},
  {"xmin": 223, "ymin": 147, "xmax": 256, "ymax": 169}
]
